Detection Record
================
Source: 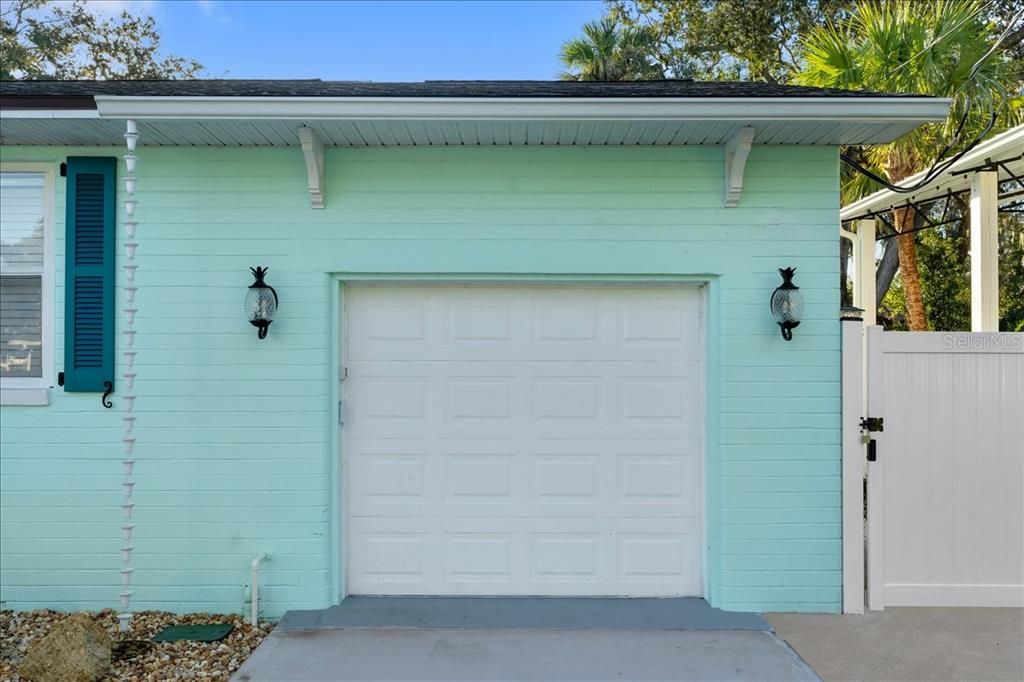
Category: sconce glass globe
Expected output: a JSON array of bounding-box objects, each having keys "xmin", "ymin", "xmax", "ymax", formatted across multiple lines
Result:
[
  {"xmin": 770, "ymin": 267, "xmax": 804, "ymax": 341},
  {"xmin": 245, "ymin": 266, "xmax": 278, "ymax": 339}
]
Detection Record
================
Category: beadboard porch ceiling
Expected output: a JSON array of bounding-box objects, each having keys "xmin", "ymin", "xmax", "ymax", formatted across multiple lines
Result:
[{"xmin": 0, "ymin": 114, "xmax": 943, "ymax": 147}]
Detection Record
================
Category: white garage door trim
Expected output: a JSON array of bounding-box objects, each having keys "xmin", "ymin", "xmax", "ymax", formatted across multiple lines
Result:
[{"xmin": 340, "ymin": 281, "xmax": 706, "ymax": 598}]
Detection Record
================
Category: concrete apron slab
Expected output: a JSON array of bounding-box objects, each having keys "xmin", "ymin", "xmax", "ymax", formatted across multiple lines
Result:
[
  {"xmin": 231, "ymin": 629, "xmax": 820, "ymax": 682},
  {"xmin": 278, "ymin": 596, "xmax": 771, "ymax": 631},
  {"xmin": 234, "ymin": 599, "xmax": 815, "ymax": 681}
]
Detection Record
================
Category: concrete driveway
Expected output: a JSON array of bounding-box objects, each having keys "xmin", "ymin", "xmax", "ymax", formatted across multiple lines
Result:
[
  {"xmin": 768, "ymin": 608, "xmax": 1024, "ymax": 682},
  {"xmin": 232, "ymin": 628, "xmax": 819, "ymax": 681},
  {"xmin": 231, "ymin": 597, "xmax": 819, "ymax": 681}
]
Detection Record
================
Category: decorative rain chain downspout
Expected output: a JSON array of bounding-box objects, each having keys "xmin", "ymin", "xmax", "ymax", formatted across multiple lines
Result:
[{"xmin": 119, "ymin": 120, "xmax": 139, "ymax": 633}]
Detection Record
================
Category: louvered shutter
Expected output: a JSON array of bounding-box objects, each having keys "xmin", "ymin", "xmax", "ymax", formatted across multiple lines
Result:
[{"xmin": 63, "ymin": 157, "xmax": 116, "ymax": 392}]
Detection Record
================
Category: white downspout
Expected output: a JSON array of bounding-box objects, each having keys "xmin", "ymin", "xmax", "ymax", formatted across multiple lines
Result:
[
  {"xmin": 251, "ymin": 553, "xmax": 268, "ymax": 626},
  {"xmin": 119, "ymin": 119, "xmax": 140, "ymax": 633}
]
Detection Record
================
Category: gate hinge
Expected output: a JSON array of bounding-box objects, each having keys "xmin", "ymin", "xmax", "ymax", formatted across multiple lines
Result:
[{"xmin": 860, "ymin": 417, "xmax": 884, "ymax": 432}]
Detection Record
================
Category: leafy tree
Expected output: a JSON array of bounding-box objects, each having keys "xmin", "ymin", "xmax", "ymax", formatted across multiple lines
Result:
[
  {"xmin": 1, "ymin": 0, "xmax": 202, "ymax": 80},
  {"xmin": 1000, "ymin": 212, "xmax": 1024, "ymax": 332},
  {"xmin": 797, "ymin": 0, "xmax": 1022, "ymax": 330},
  {"xmin": 604, "ymin": 0, "xmax": 1019, "ymax": 84},
  {"xmin": 560, "ymin": 18, "xmax": 663, "ymax": 81},
  {"xmin": 881, "ymin": 205, "xmax": 1024, "ymax": 332},
  {"xmin": 607, "ymin": 0, "xmax": 856, "ymax": 82},
  {"xmin": 992, "ymin": 0, "xmax": 1024, "ymax": 67}
]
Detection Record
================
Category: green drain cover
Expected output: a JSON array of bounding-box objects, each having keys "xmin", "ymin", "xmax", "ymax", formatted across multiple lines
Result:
[{"xmin": 152, "ymin": 623, "xmax": 234, "ymax": 642}]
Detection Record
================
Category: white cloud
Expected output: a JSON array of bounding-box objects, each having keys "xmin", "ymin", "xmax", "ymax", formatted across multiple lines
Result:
[
  {"xmin": 82, "ymin": 0, "xmax": 160, "ymax": 17},
  {"xmin": 193, "ymin": 0, "xmax": 229, "ymax": 24}
]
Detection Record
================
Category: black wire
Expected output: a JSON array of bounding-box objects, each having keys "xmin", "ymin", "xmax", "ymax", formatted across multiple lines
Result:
[{"xmin": 840, "ymin": 105, "xmax": 998, "ymax": 194}]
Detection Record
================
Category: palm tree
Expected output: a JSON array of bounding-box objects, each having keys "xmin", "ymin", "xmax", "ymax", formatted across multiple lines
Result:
[
  {"xmin": 797, "ymin": 0, "xmax": 1021, "ymax": 330},
  {"xmin": 560, "ymin": 19, "xmax": 663, "ymax": 81}
]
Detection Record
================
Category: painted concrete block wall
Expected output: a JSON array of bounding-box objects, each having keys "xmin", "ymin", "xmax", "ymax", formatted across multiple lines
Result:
[{"xmin": 0, "ymin": 144, "xmax": 841, "ymax": 616}]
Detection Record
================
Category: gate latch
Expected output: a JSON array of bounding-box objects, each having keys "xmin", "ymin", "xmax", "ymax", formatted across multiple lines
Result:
[
  {"xmin": 866, "ymin": 439, "xmax": 878, "ymax": 462},
  {"xmin": 860, "ymin": 417, "xmax": 884, "ymax": 449},
  {"xmin": 860, "ymin": 417, "xmax": 884, "ymax": 433}
]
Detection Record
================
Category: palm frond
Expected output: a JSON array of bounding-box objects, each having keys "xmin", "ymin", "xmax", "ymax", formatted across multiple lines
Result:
[
  {"xmin": 797, "ymin": 0, "xmax": 1016, "ymax": 188},
  {"xmin": 558, "ymin": 16, "xmax": 663, "ymax": 81}
]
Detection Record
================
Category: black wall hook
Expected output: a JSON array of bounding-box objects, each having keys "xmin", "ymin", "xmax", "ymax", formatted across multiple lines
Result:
[{"xmin": 101, "ymin": 381, "xmax": 114, "ymax": 409}]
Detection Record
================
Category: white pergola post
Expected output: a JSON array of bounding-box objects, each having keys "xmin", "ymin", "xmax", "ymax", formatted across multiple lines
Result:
[
  {"xmin": 854, "ymin": 220, "xmax": 877, "ymax": 326},
  {"xmin": 970, "ymin": 171, "xmax": 999, "ymax": 331}
]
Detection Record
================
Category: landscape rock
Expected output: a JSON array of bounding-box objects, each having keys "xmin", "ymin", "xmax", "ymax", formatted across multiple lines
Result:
[
  {"xmin": 18, "ymin": 613, "xmax": 111, "ymax": 682},
  {"xmin": 2, "ymin": 610, "xmax": 273, "ymax": 681}
]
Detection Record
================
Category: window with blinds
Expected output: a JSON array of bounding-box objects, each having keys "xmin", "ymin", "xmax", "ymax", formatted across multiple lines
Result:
[{"xmin": 1, "ymin": 172, "xmax": 46, "ymax": 379}]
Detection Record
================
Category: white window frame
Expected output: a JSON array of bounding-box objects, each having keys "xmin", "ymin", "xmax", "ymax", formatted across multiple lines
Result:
[{"xmin": 0, "ymin": 163, "xmax": 56, "ymax": 405}]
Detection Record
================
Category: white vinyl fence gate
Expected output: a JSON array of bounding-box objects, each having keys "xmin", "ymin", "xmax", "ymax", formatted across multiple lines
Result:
[{"xmin": 847, "ymin": 328, "xmax": 1024, "ymax": 611}]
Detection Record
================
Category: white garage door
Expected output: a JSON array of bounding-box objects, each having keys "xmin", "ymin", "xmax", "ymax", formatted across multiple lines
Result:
[{"xmin": 343, "ymin": 284, "xmax": 703, "ymax": 596}]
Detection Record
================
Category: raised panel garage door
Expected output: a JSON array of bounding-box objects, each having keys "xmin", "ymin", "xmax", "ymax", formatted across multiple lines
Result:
[{"xmin": 343, "ymin": 284, "xmax": 703, "ymax": 596}]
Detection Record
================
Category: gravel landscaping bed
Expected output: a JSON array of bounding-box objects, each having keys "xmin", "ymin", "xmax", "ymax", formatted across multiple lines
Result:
[{"xmin": 1, "ymin": 609, "xmax": 273, "ymax": 681}]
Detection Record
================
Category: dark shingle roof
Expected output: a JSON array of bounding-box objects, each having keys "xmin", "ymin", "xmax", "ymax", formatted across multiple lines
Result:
[{"xmin": 0, "ymin": 78, "xmax": 917, "ymax": 102}]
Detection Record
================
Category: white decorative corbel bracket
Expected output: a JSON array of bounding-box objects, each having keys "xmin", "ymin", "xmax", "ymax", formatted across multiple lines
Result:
[
  {"xmin": 724, "ymin": 126, "xmax": 755, "ymax": 208},
  {"xmin": 299, "ymin": 126, "xmax": 325, "ymax": 209}
]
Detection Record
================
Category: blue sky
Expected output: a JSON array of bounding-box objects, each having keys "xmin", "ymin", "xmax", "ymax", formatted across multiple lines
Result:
[{"xmin": 90, "ymin": 0, "xmax": 607, "ymax": 80}]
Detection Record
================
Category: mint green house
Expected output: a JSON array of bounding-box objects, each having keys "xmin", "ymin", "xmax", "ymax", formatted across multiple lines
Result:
[{"xmin": 0, "ymin": 80, "xmax": 946, "ymax": 618}]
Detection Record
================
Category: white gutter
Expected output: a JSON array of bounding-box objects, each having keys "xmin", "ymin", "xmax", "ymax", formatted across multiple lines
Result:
[
  {"xmin": 0, "ymin": 109, "xmax": 100, "ymax": 119},
  {"xmin": 94, "ymin": 95, "xmax": 950, "ymax": 122}
]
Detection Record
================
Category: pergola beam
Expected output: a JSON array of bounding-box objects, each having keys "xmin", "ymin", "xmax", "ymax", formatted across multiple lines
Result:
[{"xmin": 840, "ymin": 126, "xmax": 1024, "ymax": 222}]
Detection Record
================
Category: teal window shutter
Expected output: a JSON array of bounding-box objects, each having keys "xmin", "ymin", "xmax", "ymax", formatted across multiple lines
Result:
[{"xmin": 63, "ymin": 157, "xmax": 116, "ymax": 392}]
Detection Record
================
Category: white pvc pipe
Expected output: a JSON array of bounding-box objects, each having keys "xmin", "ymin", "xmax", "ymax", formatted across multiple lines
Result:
[{"xmin": 251, "ymin": 553, "xmax": 268, "ymax": 626}]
